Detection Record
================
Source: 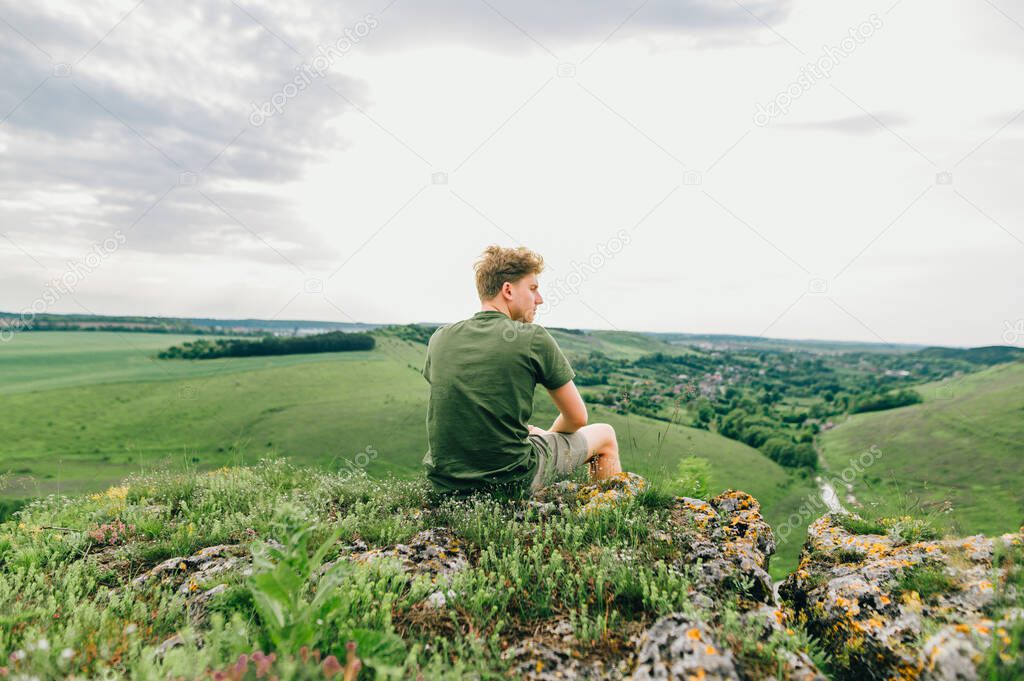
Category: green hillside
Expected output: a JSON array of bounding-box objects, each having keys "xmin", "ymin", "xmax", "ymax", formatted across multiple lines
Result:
[
  {"xmin": 819, "ymin": 361, "xmax": 1024, "ymax": 536},
  {"xmin": 546, "ymin": 328, "xmax": 687, "ymax": 359},
  {"xmin": 0, "ymin": 331, "xmax": 814, "ymax": 574},
  {"xmin": 0, "ymin": 331, "xmax": 381, "ymax": 396}
]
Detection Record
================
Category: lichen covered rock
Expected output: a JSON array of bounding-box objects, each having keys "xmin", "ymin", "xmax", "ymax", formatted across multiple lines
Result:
[
  {"xmin": 502, "ymin": 637, "xmax": 629, "ymax": 680},
  {"xmin": 342, "ymin": 526, "xmax": 469, "ymax": 580},
  {"xmin": 630, "ymin": 614, "xmax": 739, "ymax": 681},
  {"xmin": 127, "ymin": 542, "xmax": 253, "ymax": 625},
  {"xmin": 671, "ymin": 490, "xmax": 777, "ymax": 604},
  {"xmin": 529, "ymin": 471, "xmax": 648, "ymax": 515},
  {"xmin": 130, "ymin": 543, "xmax": 250, "ymax": 591},
  {"xmin": 781, "ymin": 513, "xmax": 1024, "ymax": 680}
]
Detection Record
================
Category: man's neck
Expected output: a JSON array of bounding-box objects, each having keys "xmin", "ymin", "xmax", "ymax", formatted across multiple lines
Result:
[{"xmin": 480, "ymin": 302, "xmax": 512, "ymax": 318}]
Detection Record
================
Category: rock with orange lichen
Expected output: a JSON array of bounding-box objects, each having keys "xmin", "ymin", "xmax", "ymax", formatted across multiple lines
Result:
[
  {"xmin": 502, "ymin": 636, "xmax": 628, "ymax": 680},
  {"xmin": 741, "ymin": 605, "xmax": 827, "ymax": 681},
  {"xmin": 528, "ymin": 471, "xmax": 648, "ymax": 515},
  {"xmin": 130, "ymin": 543, "xmax": 251, "ymax": 590},
  {"xmin": 781, "ymin": 512, "xmax": 1024, "ymax": 681},
  {"xmin": 671, "ymin": 490, "xmax": 777, "ymax": 604},
  {"xmin": 630, "ymin": 614, "xmax": 739, "ymax": 681}
]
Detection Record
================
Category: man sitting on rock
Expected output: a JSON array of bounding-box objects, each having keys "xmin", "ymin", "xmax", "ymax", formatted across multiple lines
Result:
[{"xmin": 421, "ymin": 244, "xmax": 622, "ymax": 496}]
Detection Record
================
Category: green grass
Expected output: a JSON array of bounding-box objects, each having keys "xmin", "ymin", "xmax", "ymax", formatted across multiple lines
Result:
[
  {"xmin": 0, "ymin": 461, "xmax": 821, "ymax": 679},
  {"xmin": 834, "ymin": 513, "xmax": 942, "ymax": 544},
  {"xmin": 0, "ymin": 332, "xmax": 817, "ymax": 576},
  {"xmin": 890, "ymin": 564, "xmax": 958, "ymax": 601},
  {"xmin": 835, "ymin": 515, "xmax": 887, "ymax": 536},
  {"xmin": 820, "ymin": 361, "xmax": 1024, "ymax": 538}
]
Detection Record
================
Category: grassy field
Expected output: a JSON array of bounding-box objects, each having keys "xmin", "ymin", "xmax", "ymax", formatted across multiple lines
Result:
[
  {"xmin": 0, "ymin": 331, "xmax": 389, "ymax": 395},
  {"xmin": 0, "ymin": 331, "xmax": 815, "ymax": 575},
  {"xmin": 820, "ymin": 361, "xmax": 1024, "ymax": 537}
]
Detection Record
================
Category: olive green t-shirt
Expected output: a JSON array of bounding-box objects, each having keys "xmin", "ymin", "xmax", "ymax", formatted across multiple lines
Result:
[{"xmin": 421, "ymin": 310, "xmax": 576, "ymax": 493}]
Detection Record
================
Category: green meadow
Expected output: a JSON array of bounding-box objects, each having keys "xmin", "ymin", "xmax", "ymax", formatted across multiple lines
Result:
[
  {"xmin": 0, "ymin": 331, "xmax": 816, "ymax": 575},
  {"xmin": 819, "ymin": 361, "xmax": 1024, "ymax": 536}
]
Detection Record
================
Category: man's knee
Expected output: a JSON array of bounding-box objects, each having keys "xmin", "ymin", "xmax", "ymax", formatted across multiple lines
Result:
[
  {"xmin": 583, "ymin": 423, "xmax": 617, "ymax": 453},
  {"xmin": 597, "ymin": 423, "xmax": 617, "ymax": 447}
]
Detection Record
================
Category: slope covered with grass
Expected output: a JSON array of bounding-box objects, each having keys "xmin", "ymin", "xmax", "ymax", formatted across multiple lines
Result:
[{"xmin": 819, "ymin": 361, "xmax": 1024, "ymax": 536}]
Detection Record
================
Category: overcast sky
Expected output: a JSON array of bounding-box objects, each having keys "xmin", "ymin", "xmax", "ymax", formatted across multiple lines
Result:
[{"xmin": 1, "ymin": 0, "xmax": 1022, "ymax": 347}]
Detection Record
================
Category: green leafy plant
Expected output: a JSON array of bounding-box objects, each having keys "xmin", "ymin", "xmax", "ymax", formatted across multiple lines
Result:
[
  {"xmin": 247, "ymin": 503, "xmax": 408, "ymax": 678},
  {"xmin": 248, "ymin": 503, "xmax": 346, "ymax": 652}
]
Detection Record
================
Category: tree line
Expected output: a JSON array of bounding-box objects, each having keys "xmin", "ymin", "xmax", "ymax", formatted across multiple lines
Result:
[{"xmin": 158, "ymin": 331, "xmax": 375, "ymax": 359}]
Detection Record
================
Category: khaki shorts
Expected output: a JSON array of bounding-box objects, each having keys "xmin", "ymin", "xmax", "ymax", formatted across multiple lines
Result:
[{"xmin": 527, "ymin": 430, "xmax": 591, "ymax": 493}]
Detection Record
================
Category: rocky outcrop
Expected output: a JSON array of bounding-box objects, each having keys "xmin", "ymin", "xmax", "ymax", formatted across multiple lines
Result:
[
  {"xmin": 781, "ymin": 513, "xmax": 1023, "ymax": 680},
  {"xmin": 503, "ymin": 636, "xmax": 630, "ymax": 680},
  {"xmin": 22, "ymin": 458, "xmax": 1024, "ymax": 681},
  {"xmin": 671, "ymin": 491, "xmax": 777, "ymax": 604},
  {"xmin": 127, "ymin": 542, "xmax": 254, "ymax": 627}
]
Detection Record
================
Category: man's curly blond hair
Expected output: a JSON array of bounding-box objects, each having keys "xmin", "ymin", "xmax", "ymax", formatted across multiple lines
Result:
[{"xmin": 474, "ymin": 245, "xmax": 545, "ymax": 300}]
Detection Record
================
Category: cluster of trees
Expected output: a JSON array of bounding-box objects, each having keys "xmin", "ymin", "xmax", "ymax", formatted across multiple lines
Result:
[
  {"xmin": 380, "ymin": 323, "xmax": 440, "ymax": 345},
  {"xmin": 851, "ymin": 389, "xmax": 922, "ymax": 414},
  {"xmin": 573, "ymin": 352, "xmax": 619, "ymax": 386},
  {"xmin": 718, "ymin": 407, "xmax": 818, "ymax": 468},
  {"xmin": 913, "ymin": 345, "xmax": 1024, "ymax": 366},
  {"xmin": 158, "ymin": 331, "xmax": 375, "ymax": 360}
]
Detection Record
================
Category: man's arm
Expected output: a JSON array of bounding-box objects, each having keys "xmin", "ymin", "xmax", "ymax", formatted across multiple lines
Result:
[
  {"xmin": 527, "ymin": 326, "xmax": 585, "ymax": 434},
  {"xmin": 543, "ymin": 380, "xmax": 588, "ymax": 433}
]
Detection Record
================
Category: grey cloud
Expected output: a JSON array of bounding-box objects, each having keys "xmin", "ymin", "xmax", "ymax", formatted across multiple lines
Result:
[
  {"xmin": 312, "ymin": 0, "xmax": 793, "ymax": 55},
  {"xmin": 0, "ymin": 0, "xmax": 373, "ymax": 269}
]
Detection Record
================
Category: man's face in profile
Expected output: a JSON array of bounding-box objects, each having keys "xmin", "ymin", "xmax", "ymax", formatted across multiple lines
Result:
[{"xmin": 508, "ymin": 273, "xmax": 543, "ymax": 323}]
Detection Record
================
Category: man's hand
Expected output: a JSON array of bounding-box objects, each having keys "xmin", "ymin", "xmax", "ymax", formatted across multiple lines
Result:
[{"xmin": 527, "ymin": 424, "xmax": 548, "ymax": 436}]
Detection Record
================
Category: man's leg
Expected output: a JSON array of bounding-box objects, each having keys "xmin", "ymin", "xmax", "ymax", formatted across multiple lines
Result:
[{"xmin": 577, "ymin": 423, "xmax": 622, "ymax": 481}]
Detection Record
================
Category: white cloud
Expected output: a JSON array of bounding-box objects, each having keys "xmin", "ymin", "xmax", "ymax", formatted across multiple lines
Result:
[{"xmin": 0, "ymin": 0, "xmax": 1021, "ymax": 346}]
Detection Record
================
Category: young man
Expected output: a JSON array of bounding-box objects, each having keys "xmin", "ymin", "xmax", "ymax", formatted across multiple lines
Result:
[{"xmin": 421, "ymin": 245, "xmax": 622, "ymax": 495}]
